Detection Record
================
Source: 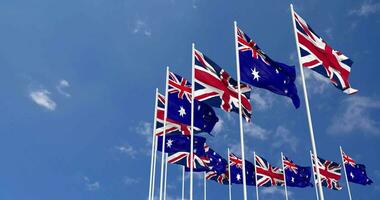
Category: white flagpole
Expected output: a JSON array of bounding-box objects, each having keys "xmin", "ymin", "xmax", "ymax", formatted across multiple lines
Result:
[
  {"xmin": 340, "ymin": 146, "xmax": 353, "ymax": 200},
  {"xmin": 234, "ymin": 20, "xmax": 248, "ymax": 200},
  {"xmin": 228, "ymin": 148, "xmax": 232, "ymax": 200},
  {"xmin": 148, "ymin": 89, "xmax": 159, "ymax": 200},
  {"xmin": 182, "ymin": 166, "xmax": 185, "ymax": 200},
  {"xmin": 253, "ymin": 152, "xmax": 259, "ymax": 200},
  {"xmin": 290, "ymin": 4, "xmax": 324, "ymax": 200},
  {"xmin": 159, "ymin": 67, "xmax": 170, "ymax": 200},
  {"xmin": 190, "ymin": 43, "xmax": 195, "ymax": 200},
  {"xmin": 164, "ymin": 153, "xmax": 168, "ymax": 200},
  {"xmin": 281, "ymin": 152, "xmax": 289, "ymax": 200},
  {"xmin": 204, "ymin": 172, "xmax": 207, "ymax": 200},
  {"xmin": 310, "ymin": 151, "xmax": 320, "ymax": 200},
  {"xmin": 151, "ymin": 135, "xmax": 158, "ymax": 200}
]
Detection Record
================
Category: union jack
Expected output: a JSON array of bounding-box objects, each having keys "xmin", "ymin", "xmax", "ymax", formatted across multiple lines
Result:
[
  {"xmin": 194, "ymin": 48, "xmax": 252, "ymax": 122},
  {"xmin": 283, "ymin": 156, "xmax": 298, "ymax": 174},
  {"xmin": 311, "ymin": 154, "xmax": 343, "ymax": 190},
  {"xmin": 293, "ymin": 10, "xmax": 358, "ymax": 94},
  {"xmin": 167, "ymin": 151, "xmax": 210, "ymax": 170},
  {"xmin": 342, "ymin": 151, "xmax": 356, "ymax": 167},
  {"xmin": 255, "ymin": 154, "xmax": 284, "ymax": 187},
  {"xmin": 168, "ymin": 72, "xmax": 192, "ymax": 102},
  {"xmin": 237, "ymin": 27, "xmax": 270, "ymax": 65},
  {"xmin": 205, "ymin": 170, "xmax": 229, "ymax": 184},
  {"xmin": 229, "ymin": 153, "xmax": 243, "ymax": 168}
]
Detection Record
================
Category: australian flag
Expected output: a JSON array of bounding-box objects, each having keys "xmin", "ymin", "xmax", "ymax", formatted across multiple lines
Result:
[
  {"xmin": 156, "ymin": 135, "xmax": 206, "ymax": 154},
  {"xmin": 194, "ymin": 48, "xmax": 252, "ymax": 122},
  {"xmin": 342, "ymin": 151, "xmax": 373, "ymax": 185},
  {"xmin": 167, "ymin": 71, "xmax": 219, "ymax": 134},
  {"xmin": 283, "ymin": 155, "xmax": 313, "ymax": 188},
  {"xmin": 204, "ymin": 144, "xmax": 229, "ymax": 184},
  {"xmin": 229, "ymin": 153, "xmax": 256, "ymax": 185},
  {"xmin": 236, "ymin": 26, "xmax": 300, "ymax": 108}
]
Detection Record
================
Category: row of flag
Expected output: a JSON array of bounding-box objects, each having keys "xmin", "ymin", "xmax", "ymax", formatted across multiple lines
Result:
[
  {"xmin": 156, "ymin": 134, "xmax": 373, "ymax": 189},
  {"xmin": 148, "ymin": 5, "xmax": 368, "ymax": 200}
]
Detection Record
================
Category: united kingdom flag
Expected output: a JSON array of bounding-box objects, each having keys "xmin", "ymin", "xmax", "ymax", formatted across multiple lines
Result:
[
  {"xmin": 155, "ymin": 92, "xmax": 191, "ymax": 136},
  {"xmin": 293, "ymin": 9, "xmax": 358, "ymax": 94},
  {"xmin": 311, "ymin": 154, "xmax": 343, "ymax": 190},
  {"xmin": 254, "ymin": 154, "xmax": 284, "ymax": 187},
  {"xmin": 194, "ymin": 48, "xmax": 252, "ymax": 122}
]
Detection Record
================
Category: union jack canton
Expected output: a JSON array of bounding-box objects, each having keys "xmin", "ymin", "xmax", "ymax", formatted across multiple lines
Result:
[
  {"xmin": 293, "ymin": 10, "xmax": 358, "ymax": 94},
  {"xmin": 311, "ymin": 154, "xmax": 343, "ymax": 190},
  {"xmin": 255, "ymin": 154, "xmax": 284, "ymax": 187}
]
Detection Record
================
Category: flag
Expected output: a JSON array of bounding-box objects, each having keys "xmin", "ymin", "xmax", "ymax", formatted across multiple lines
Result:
[
  {"xmin": 229, "ymin": 153, "xmax": 256, "ymax": 185},
  {"xmin": 194, "ymin": 48, "xmax": 253, "ymax": 122},
  {"xmin": 255, "ymin": 154, "xmax": 284, "ymax": 187},
  {"xmin": 155, "ymin": 92, "xmax": 192, "ymax": 136},
  {"xmin": 237, "ymin": 26, "xmax": 300, "ymax": 108},
  {"xmin": 342, "ymin": 151, "xmax": 373, "ymax": 185},
  {"xmin": 293, "ymin": 9, "xmax": 358, "ymax": 94},
  {"xmin": 283, "ymin": 155, "xmax": 313, "ymax": 187},
  {"xmin": 167, "ymin": 71, "xmax": 219, "ymax": 134},
  {"xmin": 204, "ymin": 144, "xmax": 229, "ymax": 184},
  {"xmin": 311, "ymin": 154, "xmax": 343, "ymax": 190},
  {"xmin": 156, "ymin": 135, "xmax": 206, "ymax": 154},
  {"xmin": 167, "ymin": 138, "xmax": 210, "ymax": 171}
]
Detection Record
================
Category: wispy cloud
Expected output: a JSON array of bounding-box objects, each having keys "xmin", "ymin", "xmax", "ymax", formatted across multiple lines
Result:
[
  {"xmin": 272, "ymin": 126, "xmax": 298, "ymax": 152},
  {"xmin": 29, "ymin": 89, "xmax": 57, "ymax": 111},
  {"xmin": 301, "ymin": 69, "xmax": 331, "ymax": 94},
  {"xmin": 328, "ymin": 96, "xmax": 380, "ymax": 135},
  {"xmin": 56, "ymin": 79, "xmax": 71, "ymax": 97},
  {"xmin": 349, "ymin": 1, "xmax": 380, "ymax": 16},
  {"xmin": 132, "ymin": 19, "xmax": 152, "ymax": 37},
  {"xmin": 83, "ymin": 176, "xmax": 100, "ymax": 191},
  {"xmin": 123, "ymin": 176, "xmax": 139, "ymax": 185},
  {"xmin": 261, "ymin": 187, "xmax": 292, "ymax": 199},
  {"xmin": 250, "ymin": 91, "xmax": 275, "ymax": 111},
  {"xmin": 115, "ymin": 144, "xmax": 137, "ymax": 158},
  {"xmin": 136, "ymin": 121, "xmax": 153, "ymax": 144},
  {"xmin": 244, "ymin": 122, "xmax": 270, "ymax": 140},
  {"xmin": 213, "ymin": 118, "xmax": 224, "ymax": 135}
]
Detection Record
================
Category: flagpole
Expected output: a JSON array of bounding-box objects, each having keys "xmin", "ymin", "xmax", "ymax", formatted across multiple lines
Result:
[
  {"xmin": 228, "ymin": 148, "xmax": 232, "ymax": 200},
  {"xmin": 164, "ymin": 153, "xmax": 168, "ymax": 200},
  {"xmin": 148, "ymin": 89, "xmax": 159, "ymax": 200},
  {"xmin": 253, "ymin": 152, "xmax": 259, "ymax": 200},
  {"xmin": 182, "ymin": 166, "xmax": 185, "ymax": 200},
  {"xmin": 281, "ymin": 152, "xmax": 289, "ymax": 200},
  {"xmin": 159, "ymin": 67, "xmax": 170, "ymax": 200},
  {"xmin": 340, "ymin": 146, "xmax": 353, "ymax": 200},
  {"xmin": 234, "ymin": 20, "xmax": 248, "ymax": 200},
  {"xmin": 152, "ymin": 135, "xmax": 158, "ymax": 200},
  {"xmin": 310, "ymin": 150, "xmax": 320, "ymax": 200},
  {"xmin": 290, "ymin": 4, "xmax": 324, "ymax": 200},
  {"xmin": 204, "ymin": 171, "xmax": 207, "ymax": 200},
  {"xmin": 190, "ymin": 43, "xmax": 195, "ymax": 200}
]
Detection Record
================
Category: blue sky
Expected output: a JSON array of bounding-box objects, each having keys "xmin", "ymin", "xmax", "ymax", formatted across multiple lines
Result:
[{"xmin": 0, "ymin": 0, "xmax": 380, "ymax": 199}]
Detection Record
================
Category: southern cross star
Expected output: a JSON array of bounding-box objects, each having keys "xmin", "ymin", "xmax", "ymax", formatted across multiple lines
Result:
[
  {"xmin": 166, "ymin": 139, "xmax": 173, "ymax": 148},
  {"xmin": 178, "ymin": 106, "xmax": 186, "ymax": 117},
  {"xmin": 236, "ymin": 173, "xmax": 241, "ymax": 181},
  {"xmin": 251, "ymin": 68, "xmax": 260, "ymax": 81}
]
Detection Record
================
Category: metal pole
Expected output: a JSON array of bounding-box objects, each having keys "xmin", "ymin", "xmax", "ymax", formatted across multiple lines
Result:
[
  {"xmin": 310, "ymin": 151, "xmax": 320, "ymax": 200},
  {"xmin": 281, "ymin": 152, "xmax": 289, "ymax": 200},
  {"xmin": 233, "ymin": 20, "xmax": 248, "ymax": 200},
  {"xmin": 159, "ymin": 67, "xmax": 170, "ymax": 200},
  {"xmin": 228, "ymin": 148, "xmax": 232, "ymax": 200},
  {"xmin": 151, "ymin": 135, "xmax": 158, "ymax": 200},
  {"xmin": 204, "ymin": 172, "xmax": 207, "ymax": 200},
  {"xmin": 340, "ymin": 146, "xmax": 353, "ymax": 200},
  {"xmin": 148, "ymin": 89, "xmax": 159, "ymax": 200},
  {"xmin": 190, "ymin": 43, "xmax": 195, "ymax": 200},
  {"xmin": 254, "ymin": 152, "xmax": 259, "ymax": 200},
  {"xmin": 290, "ymin": 4, "xmax": 324, "ymax": 200}
]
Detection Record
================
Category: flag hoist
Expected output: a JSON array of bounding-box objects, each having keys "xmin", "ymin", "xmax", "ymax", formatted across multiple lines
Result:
[
  {"xmin": 148, "ymin": 89, "xmax": 159, "ymax": 200},
  {"xmin": 190, "ymin": 43, "xmax": 195, "ymax": 200},
  {"xmin": 290, "ymin": 4, "xmax": 325, "ymax": 200}
]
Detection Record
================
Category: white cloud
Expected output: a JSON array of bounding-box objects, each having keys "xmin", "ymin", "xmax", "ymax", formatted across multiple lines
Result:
[
  {"xmin": 115, "ymin": 144, "xmax": 137, "ymax": 158},
  {"xmin": 261, "ymin": 187, "xmax": 292, "ymax": 199},
  {"xmin": 244, "ymin": 122, "xmax": 270, "ymax": 140},
  {"xmin": 301, "ymin": 70, "xmax": 330, "ymax": 94},
  {"xmin": 56, "ymin": 79, "xmax": 71, "ymax": 97},
  {"xmin": 83, "ymin": 176, "xmax": 100, "ymax": 191},
  {"xmin": 250, "ymin": 91, "xmax": 274, "ymax": 111},
  {"xmin": 132, "ymin": 19, "xmax": 152, "ymax": 37},
  {"xmin": 272, "ymin": 126, "xmax": 298, "ymax": 152},
  {"xmin": 350, "ymin": 1, "xmax": 380, "ymax": 16},
  {"xmin": 123, "ymin": 176, "xmax": 139, "ymax": 185},
  {"xmin": 328, "ymin": 96, "xmax": 380, "ymax": 135},
  {"xmin": 212, "ymin": 118, "xmax": 224, "ymax": 135},
  {"xmin": 136, "ymin": 121, "xmax": 153, "ymax": 144},
  {"xmin": 29, "ymin": 89, "xmax": 57, "ymax": 111}
]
